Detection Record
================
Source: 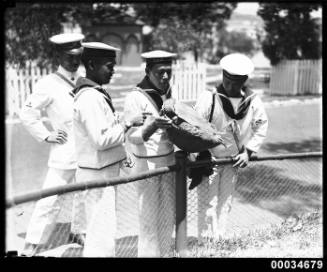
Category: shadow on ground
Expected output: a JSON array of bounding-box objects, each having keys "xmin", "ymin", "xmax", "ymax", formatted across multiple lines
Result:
[
  {"xmin": 59, "ymin": 235, "xmax": 138, "ymax": 257},
  {"xmin": 261, "ymin": 139, "xmax": 322, "ymax": 154},
  {"xmin": 18, "ymin": 223, "xmax": 71, "ymax": 253},
  {"xmin": 236, "ymin": 157, "xmax": 322, "ymax": 219},
  {"xmin": 17, "ymin": 225, "xmax": 139, "ymax": 257}
]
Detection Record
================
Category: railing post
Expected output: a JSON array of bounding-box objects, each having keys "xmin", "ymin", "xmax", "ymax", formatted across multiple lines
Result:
[{"xmin": 174, "ymin": 150, "xmax": 188, "ymax": 257}]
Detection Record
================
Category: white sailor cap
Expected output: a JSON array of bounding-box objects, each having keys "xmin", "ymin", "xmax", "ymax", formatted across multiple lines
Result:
[
  {"xmin": 82, "ymin": 42, "xmax": 120, "ymax": 58},
  {"xmin": 141, "ymin": 50, "xmax": 177, "ymax": 65},
  {"xmin": 220, "ymin": 53, "xmax": 254, "ymax": 78},
  {"xmin": 49, "ymin": 33, "xmax": 85, "ymax": 55}
]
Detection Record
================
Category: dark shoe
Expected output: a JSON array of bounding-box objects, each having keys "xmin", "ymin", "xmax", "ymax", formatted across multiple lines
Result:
[
  {"xmin": 21, "ymin": 243, "xmax": 38, "ymax": 257},
  {"xmin": 69, "ymin": 233, "xmax": 85, "ymax": 246}
]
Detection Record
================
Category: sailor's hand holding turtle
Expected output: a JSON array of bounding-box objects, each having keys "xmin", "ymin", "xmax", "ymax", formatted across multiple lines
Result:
[
  {"xmin": 123, "ymin": 111, "xmax": 152, "ymax": 132},
  {"xmin": 141, "ymin": 114, "xmax": 173, "ymax": 141}
]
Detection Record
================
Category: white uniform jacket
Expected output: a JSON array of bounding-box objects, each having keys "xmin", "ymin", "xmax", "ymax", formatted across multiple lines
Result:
[
  {"xmin": 195, "ymin": 88, "xmax": 268, "ymax": 158},
  {"xmin": 20, "ymin": 66, "xmax": 81, "ymax": 169},
  {"xmin": 73, "ymin": 78, "xmax": 126, "ymax": 169},
  {"xmin": 124, "ymin": 87, "xmax": 175, "ymax": 163}
]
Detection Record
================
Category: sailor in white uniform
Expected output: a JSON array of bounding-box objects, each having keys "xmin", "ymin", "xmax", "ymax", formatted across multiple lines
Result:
[
  {"xmin": 124, "ymin": 50, "xmax": 178, "ymax": 257},
  {"xmin": 194, "ymin": 53, "xmax": 268, "ymax": 240},
  {"xmin": 19, "ymin": 33, "xmax": 85, "ymax": 256},
  {"xmin": 72, "ymin": 42, "xmax": 144, "ymax": 257}
]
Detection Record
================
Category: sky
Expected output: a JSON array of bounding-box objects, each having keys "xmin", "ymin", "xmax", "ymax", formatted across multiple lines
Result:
[
  {"xmin": 234, "ymin": 2, "xmax": 322, "ymax": 18},
  {"xmin": 234, "ymin": 2, "xmax": 259, "ymax": 15}
]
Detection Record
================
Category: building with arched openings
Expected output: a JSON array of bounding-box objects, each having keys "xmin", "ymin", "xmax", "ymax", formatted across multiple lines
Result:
[{"xmin": 82, "ymin": 19, "xmax": 144, "ymax": 67}]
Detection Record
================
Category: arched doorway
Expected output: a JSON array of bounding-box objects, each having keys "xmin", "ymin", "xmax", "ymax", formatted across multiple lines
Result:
[
  {"xmin": 124, "ymin": 35, "xmax": 141, "ymax": 66},
  {"xmin": 102, "ymin": 33, "xmax": 124, "ymax": 65}
]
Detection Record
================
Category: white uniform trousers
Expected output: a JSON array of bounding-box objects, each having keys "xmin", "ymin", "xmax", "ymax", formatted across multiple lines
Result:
[
  {"xmin": 25, "ymin": 167, "xmax": 76, "ymax": 245},
  {"xmin": 135, "ymin": 156, "xmax": 176, "ymax": 257},
  {"xmin": 137, "ymin": 172, "xmax": 175, "ymax": 257},
  {"xmin": 197, "ymin": 164, "xmax": 238, "ymax": 240},
  {"xmin": 74, "ymin": 163, "xmax": 120, "ymax": 257}
]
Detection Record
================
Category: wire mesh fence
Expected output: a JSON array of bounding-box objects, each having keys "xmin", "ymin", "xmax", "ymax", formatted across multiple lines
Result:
[
  {"xmin": 5, "ymin": 153, "xmax": 322, "ymax": 257},
  {"xmin": 6, "ymin": 172, "xmax": 177, "ymax": 258},
  {"xmin": 186, "ymin": 157, "xmax": 322, "ymax": 241}
]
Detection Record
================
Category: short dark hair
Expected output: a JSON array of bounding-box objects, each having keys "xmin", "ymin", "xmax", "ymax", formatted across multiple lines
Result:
[
  {"xmin": 81, "ymin": 55, "xmax": 115, "ymax": 70},
  {"xmin": 81, "ymin": 55, "xmax": 96, "ymax": 69}
]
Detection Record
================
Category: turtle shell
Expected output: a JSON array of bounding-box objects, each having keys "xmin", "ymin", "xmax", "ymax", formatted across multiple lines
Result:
[{"xmin": 161, "ymin": 99, "xmax": 224, "ymax": 152}]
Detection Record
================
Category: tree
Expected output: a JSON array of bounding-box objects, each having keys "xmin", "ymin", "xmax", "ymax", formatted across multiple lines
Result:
[
  {"xmin": 214, "ymin": 29, "xmax": 258, "ymax": 61},
  {"xmin": 5, "ymin": 3, "xmax": 128, "ymax": 68},
  {"xmin": 5, "ymin": 2, "xmax": 237, "ymax": 67},
  {"xmin": 257, "ymin": 3, "xmax": 321, "ymax": 65},
  {"xmin": 132, "ymin": 2, "xmax": 237, "ymax": 62},
  {"xmin": 5, "ymin": 3, "xmax": 82, "ymax": 68}
]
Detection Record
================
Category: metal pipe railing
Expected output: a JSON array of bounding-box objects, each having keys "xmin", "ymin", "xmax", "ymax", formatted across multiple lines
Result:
[
  {"xmin": 5, "ymin": 151, "xmax": 322, "ymax": 257},
  {"xmin": 186, "ymin": 151, "xmax": 323, "ymax": 169},
  {"xmin": 177, "ymin": 151, "xmax": 322, "ymax": 256},
  {"xmin": 6, "ymin": 164, "xmax": 179, "ymax": 209}
]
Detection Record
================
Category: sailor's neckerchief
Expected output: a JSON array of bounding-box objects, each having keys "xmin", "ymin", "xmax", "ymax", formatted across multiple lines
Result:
[
  {"xmin": 136, "ymin": 75, "xmax": 172, "ymax": 110},
  {"xmin": 72, "ymin": 77, "xmax": 116, "ymax": 113},
  {"xmin": 216, "ymin": 83, "xmax": 256, "ymax": 120}
]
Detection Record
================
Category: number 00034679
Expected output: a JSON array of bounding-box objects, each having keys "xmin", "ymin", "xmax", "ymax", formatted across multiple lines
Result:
[{"xmin": 271, "ymin": 260, "xmax": 323, "ymax": 270}]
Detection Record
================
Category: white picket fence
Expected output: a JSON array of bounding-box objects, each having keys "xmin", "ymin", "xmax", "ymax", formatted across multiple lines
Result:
[
  {"xmin": 171, "ymin": 61, "xmax": 206, "ymax": 101},
  {"xmin": 270, "ymin": 59, "xmax": 322, "ymax": 95},
  {"xmin": 5, "ymin": 61, "xmax": 206, "ymax": 118},
  {"xmin": 6, "ymin": 59, "xmax": 322, "ymax": 118},
  {"xmin": 6, "ymin": 64, "xmax": 54, "ymax": 118}
]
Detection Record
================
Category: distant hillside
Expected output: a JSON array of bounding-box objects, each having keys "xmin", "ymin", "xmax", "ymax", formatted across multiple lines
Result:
[
  {"xmin": 228, "ymin": 12, "xmax": 264, "ymax": 27},
  {"xmin": 226, "ymin": 12, "xmax": 264, "ymax": 34},
  {"xmin": 226, "ymin": 12, "xmax": 270, "ymax": 67}
]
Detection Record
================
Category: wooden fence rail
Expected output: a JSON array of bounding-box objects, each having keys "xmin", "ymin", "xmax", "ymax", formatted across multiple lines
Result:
[
  {"xmin": 5, "ymin": 61, "xmax": 206, "ymax": 118},
  {"xmin": 269, "ymin": 59, "xmax": 322, "ymax": 96},
  {"xmin": 171, "ymin": 61, "xmax": 206, "ymax": 102},
  {"xmin": 5, "ymin": 59, "xmax": 321, "ymax": 118},
  {"xmin": 6, "ymin": 64, "xmax": 53, "ymax": 118}
]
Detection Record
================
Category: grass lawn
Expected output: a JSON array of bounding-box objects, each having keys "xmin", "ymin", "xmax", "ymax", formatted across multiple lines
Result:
[{"xmin": 188, "ymin": 210, "xmax": 322, "ymax": 257}]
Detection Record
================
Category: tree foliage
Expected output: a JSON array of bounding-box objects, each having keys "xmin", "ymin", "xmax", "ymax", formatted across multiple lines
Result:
[
  {"xmin": 257, "ymin": 3, "xmax": 321, "ymax": 65},
  {"xmin": 214, "ymin": 29, "xmax": 258, "ymax": 61},
  {"xmin": 5, "ymin": 3, "xmax": 124, "ymax": 68},
  {"xmin": 5, "ymin": 3, "xmax": 79, "ymax": 68},
  {"xmin": 5, "ymin": 2, "xmax": 237, "ymax": 67},
  {"xmin": 132, "ymin": 2, "xmax": 237, "ymax": 62}
]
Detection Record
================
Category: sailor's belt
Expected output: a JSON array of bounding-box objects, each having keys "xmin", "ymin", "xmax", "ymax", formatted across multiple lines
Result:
[
  {"xmin": 78, "ymin": 157, "xmax": 126, "ymax": 170},
  {"xmin": 132, "ymin": 150, "xmax": 174, "ymax": 159}
]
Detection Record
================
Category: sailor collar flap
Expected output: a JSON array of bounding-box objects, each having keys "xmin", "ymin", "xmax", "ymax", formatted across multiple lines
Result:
[
  {"xmin": 135, "ymin": 76, "xmax": 168, "ymax": 112},
  {"xmin": 133, "ymin": 86, "xmax": 161, "ymax": 113},
  {"xmin": 73, "ymin": 77, "xmax": 115, "ymax": 112},
  {"xmin": 215, "ymin": 84, "xmax": 256, "ymax": 120}
]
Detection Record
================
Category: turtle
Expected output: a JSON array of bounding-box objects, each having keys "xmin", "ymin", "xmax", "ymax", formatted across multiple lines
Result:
[{"xmin": 160, "ymin": 98, "xmax": 225, "ymax": 153}]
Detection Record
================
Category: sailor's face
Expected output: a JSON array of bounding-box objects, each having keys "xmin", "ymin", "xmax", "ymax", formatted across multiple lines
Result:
[
  {"xmin": 222, "ymin": 76, "xmax": 247, "ymax": 97},
  {"xmin": 148, "ymin": 63, "xmax": 172, "ymax": 94},
  {"xmin": 59, "ymin": 52, "xmax": 82, "ymax": 73},
  {"xmin": 95, "ymin": 58, "xmax": 116, "ymax": 85}
]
